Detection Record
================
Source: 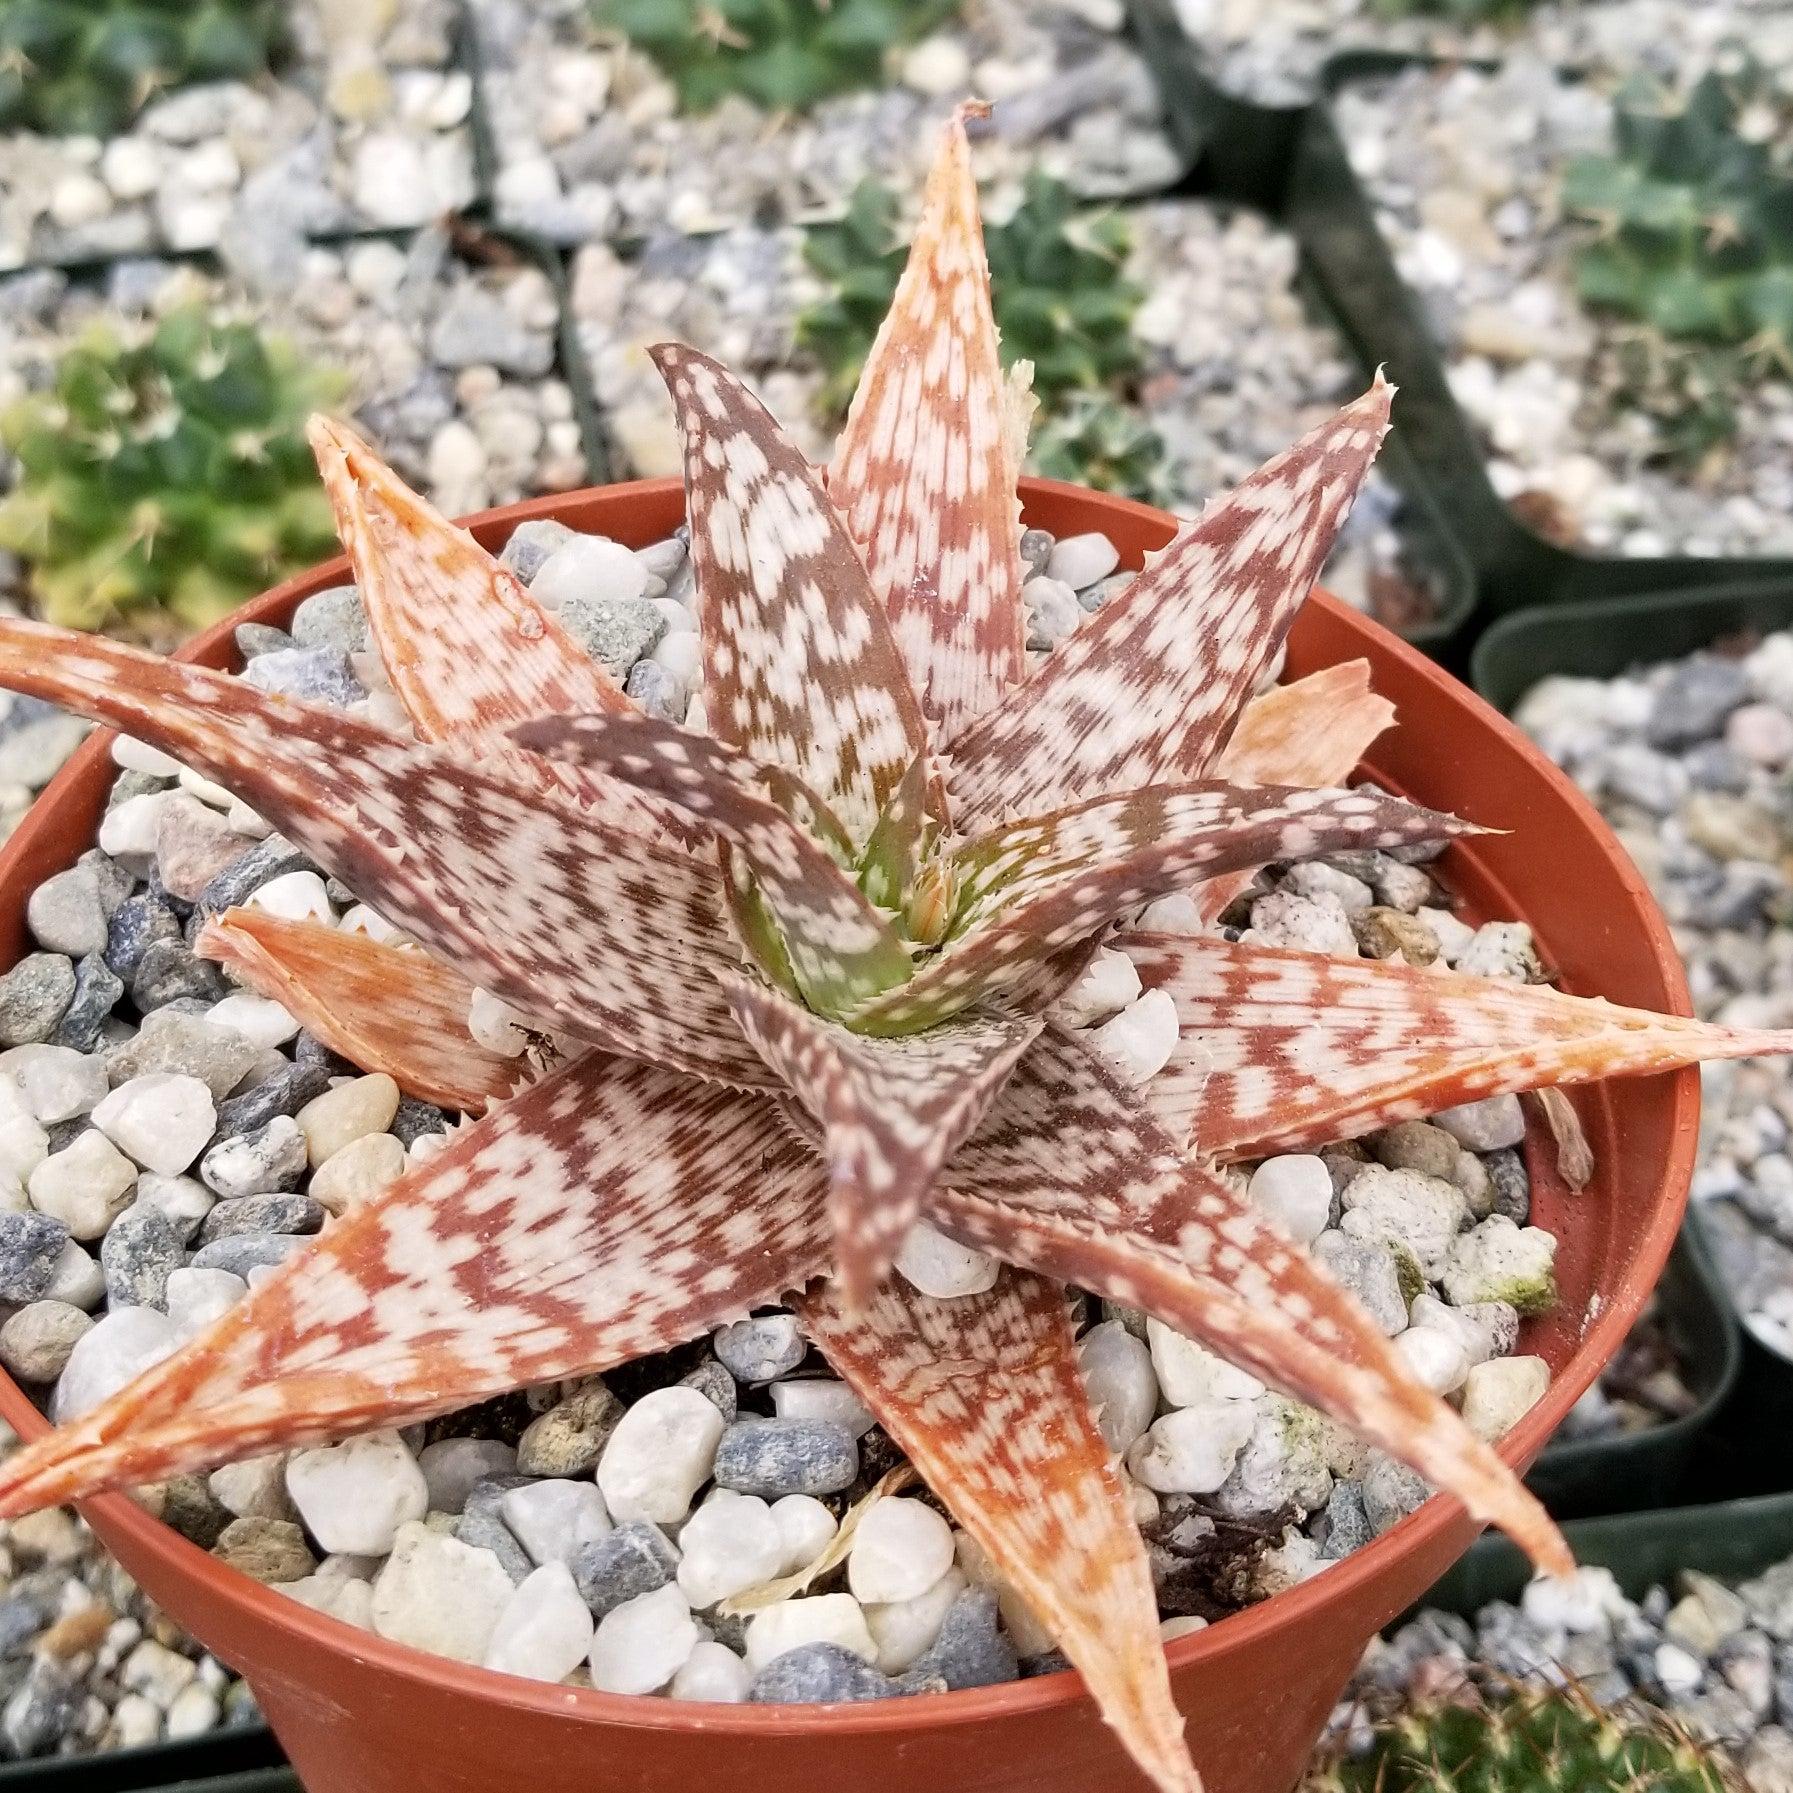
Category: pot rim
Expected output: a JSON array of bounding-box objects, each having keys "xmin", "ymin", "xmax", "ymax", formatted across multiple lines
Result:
[{"xmin": 0, "ymin": 475, "xmax": 1697, "ymax": 1737}]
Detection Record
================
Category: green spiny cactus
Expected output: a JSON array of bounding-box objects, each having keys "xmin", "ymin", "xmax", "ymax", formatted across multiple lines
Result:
[
  {"xmin": 1029, "ymin": 394, "xmax": 1170, "ymax": 505},
  {"xmin": 593, "ymin": 0, "xmax": 959, "ymax": 116},
  {"xmin": 0, "ymin": 0, "xmax": 285, "ymax": 139},
  {"xmin": 1564, "ymin": 56, "xmax": 1793, "ymax": 372},
  {"xmin": 1306, "ymin": 1684, "xmax": 1743, "ymax": 1793},
  {"xmin": 0, "ymin": 306, "xmax": 344, "ymax": 636},
  {"xmin": 801, "ymin": 170, "xmax": 1146, "ymax": 419}
]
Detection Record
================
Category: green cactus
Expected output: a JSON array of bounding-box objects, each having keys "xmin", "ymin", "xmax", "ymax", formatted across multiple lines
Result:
[
  {"xmin": 0, "ymin": 307, "xmax": 344, "ymax": 636},
  {"xmin": 593, "ymin": 0, "xmax": 959, "ymax": 116},
  {"xmin": 1306, "ymin": 1684, "xmax": 1743, "ymax": 1793},
  {"xmin": 1564, "ymin": 57, "xmax": 1793, "ymax": 372},
  {"xmin": 0, "ymin": 1, "xmax": 285, "ymax": 138},
  {"xmin": 1030, "ymin": 395, "xmax": 1170, "ymax": 505},
  {"xmin": 801, "ymin": 170, "xmax": 1146, "ymax": 418}
]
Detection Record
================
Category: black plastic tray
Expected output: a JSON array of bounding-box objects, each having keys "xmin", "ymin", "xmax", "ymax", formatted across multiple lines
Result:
[{"xmin": 0, "ymin": 1726, "xmax": 283, "ymax": 1793}]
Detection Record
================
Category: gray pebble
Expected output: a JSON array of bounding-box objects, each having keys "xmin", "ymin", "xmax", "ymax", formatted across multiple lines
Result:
[
  {"xmin": 100, "ymin": 1204, "xmax": 187, "ymax": 1308},
  {"xmin": 235, "ymin": 623, "xmax": 297, "ymax": 660},
  {"xmin": 457, "ymin": 1475, "xmax": 537, "ymax": 1585},
  {"xmin": 198, "ymin": 837, "xmax": 316, "ymax": 916},
  {"xmin": 289, "ymin": 586, "xmax": 368, "ymax": 655},
  {"xmin": 910, "ymin": 1587, "xmax": 1019, "ymax": 1690},
  {"xmin": 1484, "ymin": 1149, "xmax": 1530, "ymax": 1224},
  {"xmin": 51, "ymin": 952, "xmax": 124, "ymax": 1053},
  {"xmin": 189, "ymin": 1231, "xmax": 312, "ymax": 1277},
  {"xmin": 624, "ymin": 659, "xmax": 685, "ymax": 723},
  {"xmin": 214, "ymin": 1060, "xmax": 334, "ymax": 1138},
  {"xmin": 1, "ymin": 1660, "xmax": 81, "ymax": 1757},
  {"xmin": 555, "ymin": 595, "xmax": 666, "ymax": 681},
  {"xmin": 1646, "ymin": 657, "xmax": 1749, "ymax": 750},
  {"xmin": 712, "ymin": 1418, "xmax": 857, "ymax": 1498},
  {"xmin": 749, "ymin": 1642, "xmax": 905, "ymax": 1704},
  {"xmin": 1316, "ymin": 1480, "xmax": 1374, "ymax": 1561},
  {"xmin": 570, "ymin": 1519, "xmax": 678, "ymax": 1618},
  {"xmin": 200, "ymin": 1119, "xmax": 309, "ymax": 1200},
  {"xmin": 390, "ymin": 1096, "xmax": 450, "ymax": 1148},
  {"xmin": 107, "ymin": 1010, "xmax": 263, "ymax": 1101},
  {"xmin": 1310, "ymin": 1231, "xmax": 1408, "ymax": 1335},
  {"xmin": 103, "ymin": 892, "xmax": 182, "ymax": 980},
  {"xmin": 500, "ymin": 519, "xmax": 577, "ymax": 584},
  {"xmin": 241, "ymin": 648, "xmax": 365, "ymax": 709},
  {"xmin": 198, "ymin": 1193, "xmax": 324, "ymax": 1243},
  {"xmin": 0, "ymin": 1212, "xmax": 70, "ymax": 1303},
  {"xmin": 0, "ymin": 954, "xmax": 74, "ymax": 1047},
  {"xmin": 77, "ymin": 850, "xmax": 132, "ymax": 916},
  {"xmin": 678, "ymin": 1358, "xmax": 738, "ymax": 1421},
  {"xmin": 26, "ymin": 866, "xmax": 108, "ymax": 958},
  {"xmin": 130, "ymin": 939, "xmax": 226, "ymax": 1010},
  {"xmin": 713, "ymin": 1313, "xmax": 804, "ymax": 1385},
  {"xmin": 1018, "ymin": 528, "xmax": 1055, "ymax": 576}
]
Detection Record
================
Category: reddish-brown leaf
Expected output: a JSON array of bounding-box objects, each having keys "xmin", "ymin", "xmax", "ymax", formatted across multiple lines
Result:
[
  {"xmin": 830, "ymin": 105, "xmax": 1027, "ymax": 738},
  {"xmin": 942, "ymin": 381, "xmax": 1393, "ymax": 826},
  {"xmin": 803, "ymin": 1272, "xmax": 1197, "ymax": 1793},
  {"xmin": 849, "ymin": 781, "xmax": 1475, "ymax": 1033},
  {"xmin": 723, "ymin": 973, "xmax": 1039, "ymax": 1304},
  {"xmin": 0, "ymin": 1056, "xmax": 828, "ymax": 1516},
  {"xmin": 930, "ymin": 1025, "xmax": 1572, "ymax": 1577},
  {"xmin": 1192, "ymin": 661, "xmax": 1394, "ymax": 924},
  {"xmin": 514, "ymin": 711, "xmax": 911, "ymax": 1016},
  {"xmin": 0, "ymin": 621, "xmax": 773, "ymax": 1089},
  {"xmin": 1124, "ymin": 932, "xmax": 1793, "ymax": 1159},
  {"xmin": 651, "ymin": 343, "xmax": 932, "ymax": 844},
  {"xmin": 196, "ymin": 909, "xmax": 527, "ymax": 1113}
]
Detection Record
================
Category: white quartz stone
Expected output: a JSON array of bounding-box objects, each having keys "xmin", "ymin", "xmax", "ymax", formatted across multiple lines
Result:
[
  {"xmin": 1146, "ymin": 1318, "xmax": 1264, "ymax": 1407},
  {"xmin": 1125, "ymin": 1402, "xmax": 1258, "ymax": 1494},
  {"xmin": 92, "ymin": 1074, "xmax": 215, "ymax": 1176},
  {"xmin": 768, "ymin": 1494, "xmax": 838, "ymax": 1577},
  {"xmin": 1077, "ymin": 1320, "xmax": 1159, "ymax": 1453},
  {"xmin": 500, "ymin": 1478, "xmax": 612, "ymax": 1568},
  {"xmin": 597, "ymin": 1387, "xmax": 724, "ymax": 1524},
  {"xmin": 286, "ymin": 1429, "xmax": 430, "ymax": 1555},
  {"xmin": 865, "ymin": 1566, "xmax": 967, "ymax": 1673},
  {"xmin": 1087, "ymin": 988, "xmax": 1180, "ymax": 1085},
  {"xmin": 370, "ymin": 1522, "xmax": 514, "ymax": 1664},
  {"xmin": 51, "ymin": 1306, "xmax": 178, "ymax": 1421},
  {"xmin": 483, "ymin": 1563, "xmax": 594, "ymax": 1682},
  {"xmin": 669, "ymin": 1638, "xmax": 751, "ymax": 1702},
  {"xmin": 743, "ymin": 1593, "xmax": 876, "ymax": 1670},
  {"xmin": 894, "ymin": 1221, "xmax": 999, "ymax": 1299},
  {"xmin": 675, "ymin": 1489, "xmax": 786, "ymax": 1608},
  {"xmin": 769, "ymin": 1379, "xmax": 876, "ymax": 1439},
  {"xmin": 589, "ymin": 1583, "xmax": 700, "ymax": 1694},
  {"xmin": 1246, "ymin": 1155, "xmax": 1334, "ymax": 1244},
  {"xmin": 847, "ymin": 1497, "xmax": 955, "ymax": 1606}
]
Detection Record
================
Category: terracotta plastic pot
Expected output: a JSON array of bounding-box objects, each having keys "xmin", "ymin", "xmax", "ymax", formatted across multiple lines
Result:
[{"xmin": 0, "ymin": 479, "xmax": 1697, "ymax": 1793}]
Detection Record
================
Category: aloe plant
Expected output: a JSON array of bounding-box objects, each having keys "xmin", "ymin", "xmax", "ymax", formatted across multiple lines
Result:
[
  {"xmin": 594, "ymin": 0, "xmax": 959, "ymax": 115},
  {"xmin": 0, "ymin": 307, "xmax": 342, "ymax": 635},
  {"xmin": 1, "ymin": 110, "xmax": 1791, "ymax": 1792},
  {"xmin": 0, "ymin": 0, "xmax": 285, "ymax": 137}
]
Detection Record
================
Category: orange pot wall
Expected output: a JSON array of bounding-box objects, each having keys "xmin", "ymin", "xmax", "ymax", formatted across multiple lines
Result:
[{"xmin": 0, "ymin": 480, "xmax": 1697, "ymax": 1793}]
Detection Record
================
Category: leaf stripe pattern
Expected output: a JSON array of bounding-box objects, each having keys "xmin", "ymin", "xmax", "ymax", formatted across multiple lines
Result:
[
  {"xmin": 849, "ymin": 783, "xmax": 1477, "ymax": 1033},
  {"xmin": 1191, "ymin": 661, "xmax": 1395, "ymax": 924},
  {"xmin": 830, "ymin": 105, "xmax": 1027, "ymax": 738},
  {"xmin": 0, "ymin": 1055, "xmax": 830, "ymax": 1516},
  {"xmin": 932, "ymin": 1026, "xmax": 1572, "ymax": 1576},
  {"xmin": 311, "ymin": 417, "xmax": 634, "ymax": 815},
  {"xmin": 802, "ymin": 1273, "xmax": 1198, "ymax": 1793},
  {"xmin": 941, "ymin": 380, "xmax": 1393, "ymax": 826},
  {"xmin": 723, "ymin": 973, "xmax": 1040, "ymax": 1304},
  {"xmin": 514, "ymin": 712, "xmax": 912, "ymax": 1018},
  {"xmin": 653, "ymin": 342, "xmax": 932, "ymax": 845},
  {"xmin": 1123, "ymin": 932, "xmax": 1793, "ymax": 1160},
  {"xmin": 0, "ymin": 620, "xmax": 774, "ymax": 1090},
  {"xmin": 195, "ymin": 909, "xmax": 529, "ymax": 1115}
]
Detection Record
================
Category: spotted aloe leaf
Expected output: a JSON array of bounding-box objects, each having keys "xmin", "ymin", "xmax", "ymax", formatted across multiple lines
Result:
[
  {"xmin": 856, "ymin": 753, "xmax": 938, "ymax": 913},
  {"xmin": 802, "ymin": 1272, "xmax": 1197, "ymax": 1793},
  {"xmin": 723, "ymin": 972, "xmax": 1040, "ymax": 1304},
  {"xmin": 310, "ymin": 417, "xmax": 633, "ymax": 809},
  {"xmin": 514, "ymin": 710, "xmax": 910, "ymax": 1017},
  {"xmin": 930, "ymin": 1026, "xmax": 1572, "ymax": 1577},
  {"xmin": 1193, "ymin": 660, "xmax": 1395, "ymax": 924},
  {"xmin": 195, "ymin": 909, "xmax": 527, "ymax": 1114},
  {"xmin": 830, "ymin": 105, "xmax": 1027, "ymax": 738},
  {"xmin": 652, "ymin": 341, "xmax": 934, "ymax": 845},
  {"xmin": 942, "ymin": 380, "xmax": 1394, "ymax": 827},
  {"xmin": 847, "ymin": 782, "xmax": 1477, "ymax": 1034},
  {"xmin": 0, "ymin": 1055, "xmax": 829, "ymax": 1516},
  {"xmin": 1123, "ymin": 933, "xmax": 1793, "ymax": 1160},
  {"xmin": 0, "ymin": 621, "xmax": 774, "ymax": 1089}
]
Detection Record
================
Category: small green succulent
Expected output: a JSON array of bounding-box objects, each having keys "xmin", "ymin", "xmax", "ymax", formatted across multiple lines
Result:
[
  {"xmin": 594, "ymin": 0, "xmax": 959, "ymax": 115},
  {"xmin": 0, "ymin": 307, "xmax": 344, "ymax": 636},
  {"xmin": 0, "ymin": 0, "xmax": 285, "ymax": 138},
  {"xmin": 799, "ymin": 171, "xmax": 1153, "ymax": 494},
  {"xmin": 1030, "ymin": 394, "xmax": 1171, "ymax": 505},
  {"xmin": 1307, "ymin": 1684, "xmax": 1742, "ymax": 1793},
  {"xmin": 1564, "ymin": 57, "xmax": 1793, "ymax": 370}
]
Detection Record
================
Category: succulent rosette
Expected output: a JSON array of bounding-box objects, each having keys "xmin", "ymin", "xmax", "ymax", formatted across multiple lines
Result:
[{"xmin": 0, "ymin": 108, "xmax": 1785, "ymax": 1793}]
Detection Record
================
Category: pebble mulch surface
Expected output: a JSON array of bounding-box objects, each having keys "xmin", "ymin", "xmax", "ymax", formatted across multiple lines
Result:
[
  {"xmin": 0, "ymin": 508, "xmax": 1592, "ymax": 1746},
  {"xmin": 1169, "ymin": 0, "xmax": 1789, "ymax": 108},
  {"xmin": 469, "ymin": 0, "xmax": 1181, "ymax": 243},
  {"xmin": 1516, "ymin": 632, "xmax": 1793, "ymax": 1365},
  {"xmin": 1332, "ymin": 1554, "xmax": 1793, "ymax": 1790},
  {"xmin": 1335, "ymin": 50, "xmax": 1793, "ymax": 561},
  {"xmin": 570, "ymin": 201, "xmax": 1450, "ymax": 634},
  {"xmin": 0, "ymin": 1, "xmax": 475, "ymax": 271}
]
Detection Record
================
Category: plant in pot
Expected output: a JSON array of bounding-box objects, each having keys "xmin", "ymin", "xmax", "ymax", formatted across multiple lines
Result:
[{"xmin": 0, "ymin": 107, "xmax": 1788, "ymax": 1793}]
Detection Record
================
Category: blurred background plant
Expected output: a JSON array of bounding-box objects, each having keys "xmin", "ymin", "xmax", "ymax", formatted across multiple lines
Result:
[{"xmin": 0, "ymin": 306, "xmax": 342, "ymax": 639}]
